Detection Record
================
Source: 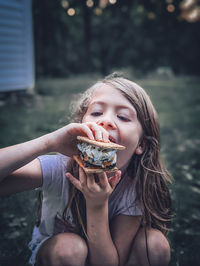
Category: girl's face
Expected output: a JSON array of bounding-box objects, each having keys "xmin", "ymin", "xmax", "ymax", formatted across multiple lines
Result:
[{"xmin": 82, "ymin": 85, "xmax": 143, "ymax": 170}]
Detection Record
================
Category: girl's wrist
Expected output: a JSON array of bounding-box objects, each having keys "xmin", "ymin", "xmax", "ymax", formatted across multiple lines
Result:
[
  {"xmin": 86, "ymin": 198, "xmax": 109, "ymax": 212},
  {"xmin": 39, "ymin": 133, "xmax": 54, "ymax": 154}
]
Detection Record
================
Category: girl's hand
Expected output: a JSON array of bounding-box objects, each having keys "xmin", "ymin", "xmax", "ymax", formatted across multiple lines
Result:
[
  {"xmin": 46, "ymin": 122, "xmax": 109, "ymax": 157},
  {"xmin": 66, "ymin": 168, "xmax": 121, "ymax": 209}
]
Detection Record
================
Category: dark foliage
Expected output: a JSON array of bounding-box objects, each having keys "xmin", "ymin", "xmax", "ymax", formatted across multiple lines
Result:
[{"xmin": 33, "ymin": 0, "xmax": 200, "ymax": 77}]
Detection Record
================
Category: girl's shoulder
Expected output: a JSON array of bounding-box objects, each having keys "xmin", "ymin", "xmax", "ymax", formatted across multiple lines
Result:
[
  {"xmin": 38, "ymin": 153, "xmax": 70, "ymax": 170},
  {"xmin": 38, "ymin": 154, "xmax": 71, "ymax": 192}
]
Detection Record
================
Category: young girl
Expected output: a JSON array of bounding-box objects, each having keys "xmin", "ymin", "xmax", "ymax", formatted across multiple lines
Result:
[{"xmin": 0, "ymin": 73, "xmax": 172, "ymax": 266}]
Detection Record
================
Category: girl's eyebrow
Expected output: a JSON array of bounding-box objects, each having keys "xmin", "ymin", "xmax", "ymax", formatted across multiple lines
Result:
[{"xmin": 89, "ymin": 101, "xmax": 137, "ymax": 116}]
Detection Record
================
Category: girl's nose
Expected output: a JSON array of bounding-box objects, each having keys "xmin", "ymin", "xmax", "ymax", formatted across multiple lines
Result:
[{"xmin": 97, "ymin": 118, "xmax": 116, "ymax": 130}]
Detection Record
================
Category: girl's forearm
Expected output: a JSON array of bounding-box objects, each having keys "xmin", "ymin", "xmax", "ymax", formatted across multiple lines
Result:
[
  {"xmin": 86, "ymin": 202, "xmax": 119, "ymax": 266},
  {"xmin": 0, "ymin": 134, "xmax": 50, "ymax": 182}
]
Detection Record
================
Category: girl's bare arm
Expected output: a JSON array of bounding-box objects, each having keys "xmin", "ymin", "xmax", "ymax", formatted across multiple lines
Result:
[
  {"xmin": 86, "ymin": 197, "xmax": 142, "ymax": 266},
  {"xmin": 0, "ymin": 135, "xmax": 50, "ymax": 196},
  {"xmin": 86, "ymin": 201, "xmax": 119, "ymax": 266},
  {"xmin": 0, "ymin": 122, "xmax": 109, "ymax": 196},
  {"xmin": 67, "ymin": 168, "xmax": 122, "ymax": 266},
  {"xmin": 86, "ymin": 208, "xmax": 141, "ymax": 266},
  {"xmin": 0, "ymin": 135, "xmax": 49, "ymax": 183},
  {"xmin": 0, "ymin": 159, "xmax": 43, "ymax": 196}
]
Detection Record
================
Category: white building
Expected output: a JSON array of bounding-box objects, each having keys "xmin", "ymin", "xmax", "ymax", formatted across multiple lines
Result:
[{"xmin": 0, "ymin": 0, "xmax": 34, "ymax": 92}]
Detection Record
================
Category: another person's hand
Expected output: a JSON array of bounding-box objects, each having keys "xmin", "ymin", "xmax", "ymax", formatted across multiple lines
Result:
[{"xmin": 46, "ymin": 122, "xmax": 109, "ymax": 157}]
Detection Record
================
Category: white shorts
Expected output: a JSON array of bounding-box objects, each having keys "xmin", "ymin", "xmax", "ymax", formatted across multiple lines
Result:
[{"xmin": 28, "ymin": 226, "xmax": 50, "ymax": 266}]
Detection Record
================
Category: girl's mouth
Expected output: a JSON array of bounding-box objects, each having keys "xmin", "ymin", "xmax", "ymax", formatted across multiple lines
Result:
[{"xmin": 109, "ymin": 135, "xmax": 116, "ymax": 143}]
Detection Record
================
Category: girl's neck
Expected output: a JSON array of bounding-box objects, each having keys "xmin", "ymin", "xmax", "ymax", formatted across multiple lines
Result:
[{"xmin": 119, "ymin": 160, "xmax": 130, "ymax": 178}]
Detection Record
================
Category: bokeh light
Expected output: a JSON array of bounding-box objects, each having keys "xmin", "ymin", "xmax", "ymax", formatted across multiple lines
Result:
[
  {"xmin": 99, "ymin": 0, "xmax": 108, "ymax": 9},
  {"xmin": 95, "ymin": 7, "xmax": 103, "ymax": 15},
  {"xmin": 109, "ymin": 0, "xmax": 117, "ymax": 4},
  {"xmin": 61, "ymin": 0, "xmax": 69, "ymax": 9},
  {"xmin": 180, "ymin": 0, "xmax": 200, "ymax": 22},
  {"xmin": 148, "ymin": 12, "xmax": 156, "ymax": 19},
  {"xmin": 86, "ymin": 0, "xmax": 94, "ymax": 8},
  {"xmin": 167, "ymin": 4, "xmax": 175, "ymax": 12},
  {"xmin": 137, "ymin": 5, "xmax": 144, "ymax": 13},
  {"xmin": 67, "ymin": 8, "xmax": 75, "ymax": 16}
]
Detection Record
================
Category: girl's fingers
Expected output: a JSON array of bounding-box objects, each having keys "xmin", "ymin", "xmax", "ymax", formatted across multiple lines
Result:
[
  {"xmin": 95, "ymin": 171, "xmax": 121, "ymax": 190},
  {"xmin": 108, "ymin": 171, "xmax": 121, "ymax": 189},
  {"xmin": 67, "ymin": 123, "xmax": 94, "ymax": 140},
  {"xmin": 80, "ymin": 124, "xmax": 95, "ymax": 140},
  {"xmin": 85, "ymin": 122, "xmax": 103, "ymax": 141},
  {"xmin": 66, "ymin": 172, "xmax": 82, "ymax": 191},
  {"xmin": 79, "ymin": 167, "xmax": 87, "ymax": 186},
  {"xmin": 95, "ymin": 130, "xmax": 103, "ymax": 141},
  {"xmin": 84, "ymin": 122, "xmax": 109, "ymax": 142},
  {"xmin": 102, "ymin": 130, "xmax": 109, "ymax": 142},
  {"xmin": 97, "ymin": 126, "xmax": 109, "ymax": 142},
  {"xmin": 98, "ymin": 126, "xmax": 109, "ymax": 141},
  {"xmin": 86, "ymin": 173, "xmax": 98, "ymax": 189},
  {"xmin": 97, "ymin": 172, "xmax": 109, "ymax": 188}
]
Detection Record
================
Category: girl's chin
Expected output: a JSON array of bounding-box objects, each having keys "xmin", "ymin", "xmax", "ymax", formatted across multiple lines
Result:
[{"xmin": 117, "ymin": 159, "xmax": 131, "ymax": 173}]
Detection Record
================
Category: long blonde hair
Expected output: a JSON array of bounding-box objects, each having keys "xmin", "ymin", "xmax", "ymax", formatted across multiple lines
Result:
[{"xmin": 64, "ymin": 73, "xmax": 172, "ymax": 237}]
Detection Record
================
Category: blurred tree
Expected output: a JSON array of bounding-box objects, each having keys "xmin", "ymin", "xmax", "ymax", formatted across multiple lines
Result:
[
  {"xmin": 33, "ymin": 0, "xmax": 69, "ymax": 77},
  {"xmin": 33, "ymin": 0, "xmax": 200, "ymax": 77}
]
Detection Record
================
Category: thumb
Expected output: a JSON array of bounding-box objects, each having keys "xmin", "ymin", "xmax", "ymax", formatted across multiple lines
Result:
[{"xmin": 109, "ymin": 171, "xmax": 121, "ymax": 189}]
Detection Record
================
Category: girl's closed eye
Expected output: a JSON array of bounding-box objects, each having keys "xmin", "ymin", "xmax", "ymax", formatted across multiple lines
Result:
[
  {"xmin": 117, "ymin": 115, "xmax": 131, "ymax": 122},
  {"xmin": 91, "ymin": 111, "xmax": 102, "ymax": 116}
]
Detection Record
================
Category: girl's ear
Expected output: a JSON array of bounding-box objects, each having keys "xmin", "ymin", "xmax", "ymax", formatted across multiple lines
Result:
[{"xmin": 135, "ymin": 140, "xmax": 145, "ymax": 155}]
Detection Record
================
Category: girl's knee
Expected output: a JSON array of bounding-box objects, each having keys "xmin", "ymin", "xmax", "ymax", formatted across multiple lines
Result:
[
  {"xmin": 147, "ymin": 229, "xmax": 170, "ymax": 266},
  {"xmin": 128, "ymin": 228, "xmax": 170, "ymax": 266},
  {"xmin": 52, "ymin": 233, "xmax": 88, "ymax": 265},
  {"xmin": 36, "ymin": 233, "xmax": 88, "ymax": 266}
]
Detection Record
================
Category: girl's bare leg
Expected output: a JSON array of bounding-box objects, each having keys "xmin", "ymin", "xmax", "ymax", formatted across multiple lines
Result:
[
  {"xmin": 126, "ymin": 228, "xmax": 170, "ymax": 266},
  {"xmin": 35, "ymin": 233, "xmax": 88, "ymax": 266}
]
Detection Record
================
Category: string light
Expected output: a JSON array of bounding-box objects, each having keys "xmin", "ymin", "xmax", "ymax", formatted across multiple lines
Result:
[
  {"xmin": 67, "ymin": 8, "xmax": 75, "ymax": 16},
  {"xmin": 148, "ymin": 12, "xmax": 156, "ymax": 19},
  {"xmin": 109, "ymin": 0, "xmax": 117, "ymax": 4},
  {"xmin": 99, "ymin": 0, "xmax": 107, "ymax": 9},
  {"xmin": 167, "ymin": 4, "xmax": 175, "ymax": 12},
  {"xmin": 137, "ymin": 6, "xmax": 144, "ymax": 13},
  {"xmin": 95, "ymin": 7, "xmax": 103, "ymax": 15},
  {"xmin": 186, "ymin": 7, "xmax": 200, "ymax": 22},
  {"xmin": 86, "ymin": 0, "xmax": 94, "ymax": 8},
  {"xmin": 61, "ymin": 0, "xmax": 69, "ymax": 9},
  {"xmin": 180, "ymin": 0, "xmax": 196, "ymax": 10},
  {"xmin": 180, "ymin": 0, "xmax": 200, "ymax": 22}
]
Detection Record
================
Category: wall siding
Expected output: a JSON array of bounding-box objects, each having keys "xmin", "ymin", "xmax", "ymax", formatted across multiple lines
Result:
[{"xmin": 0, "ymin": 0, "xmax": 34, "ymax": 92}]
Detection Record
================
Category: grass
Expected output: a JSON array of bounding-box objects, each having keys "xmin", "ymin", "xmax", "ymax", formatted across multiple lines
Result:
[{"xmin": 0, "ymin": 73, "xmax": 200, "ymax": 265}]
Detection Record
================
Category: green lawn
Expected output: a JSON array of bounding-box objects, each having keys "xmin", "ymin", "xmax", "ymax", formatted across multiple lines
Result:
[{"xmin": 0, "ymin": 73, "xmax": 199, "ymax": 265}]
